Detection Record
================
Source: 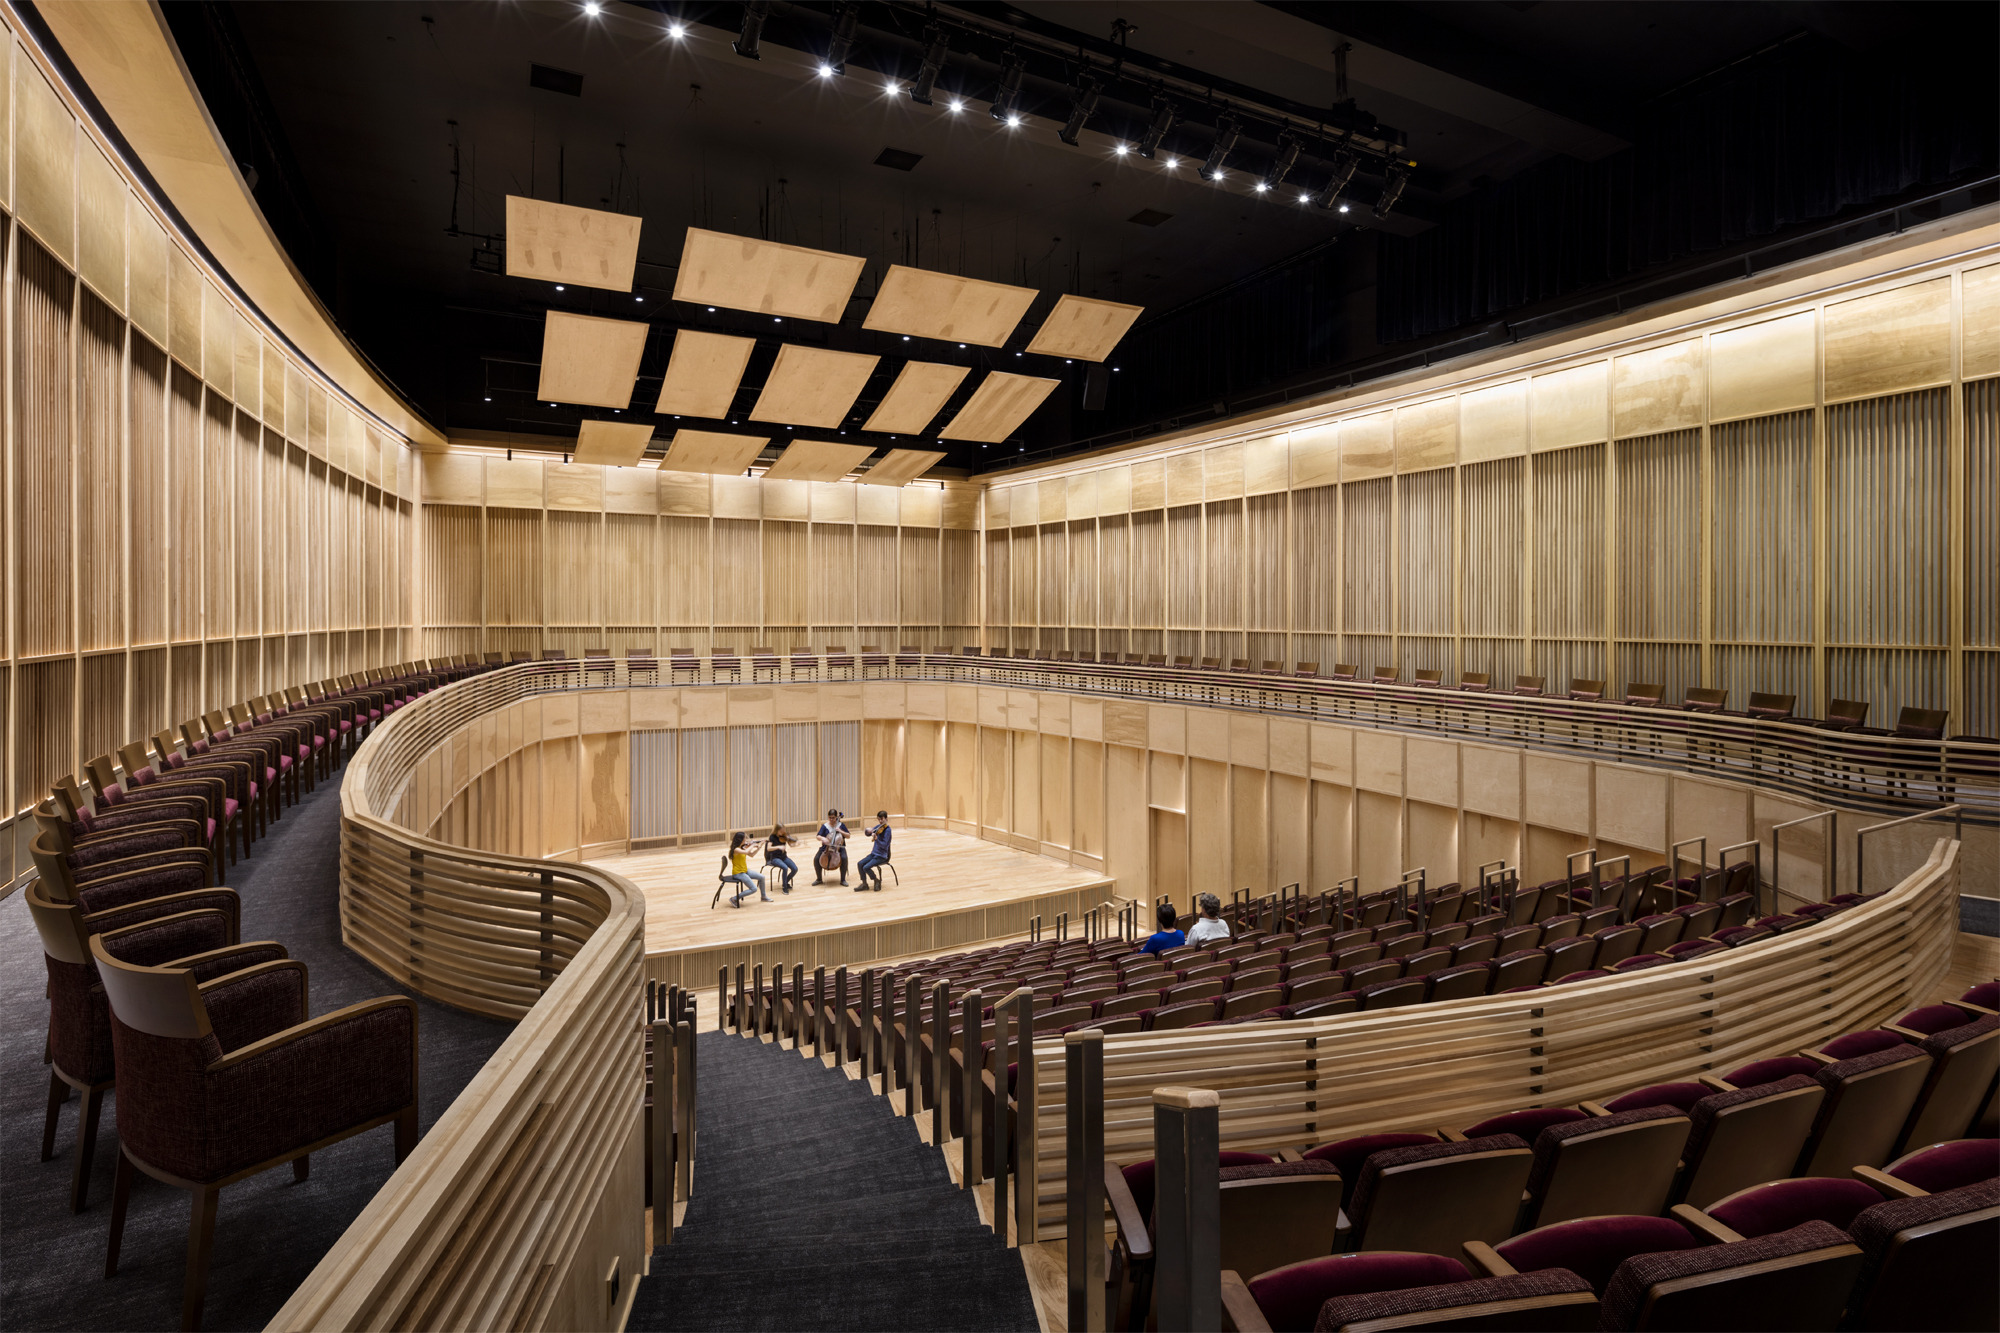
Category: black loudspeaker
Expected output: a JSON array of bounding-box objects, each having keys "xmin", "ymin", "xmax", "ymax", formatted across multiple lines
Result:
[{"xmin": 1082, "ymin": 364, "xmax": 1109, "ymax": 411}]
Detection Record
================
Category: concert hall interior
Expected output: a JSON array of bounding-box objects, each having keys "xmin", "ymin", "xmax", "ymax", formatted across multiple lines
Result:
[{"xmin": 2, "ymin": 2, "xmax": 1997, "ymax": 1330}]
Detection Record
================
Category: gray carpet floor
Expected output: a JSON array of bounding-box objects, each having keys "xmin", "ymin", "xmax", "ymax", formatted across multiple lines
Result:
[
  {"xmin": 0, "ymin": 767, "xmax": 514, "ymax": 1332},
  {"xmin": 629, "ymin": 1032, "xmax": 1040, "ymax": 1331}
]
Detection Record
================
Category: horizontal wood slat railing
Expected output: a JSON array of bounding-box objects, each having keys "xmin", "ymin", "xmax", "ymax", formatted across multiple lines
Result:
[
  {"xmin": 1022, "ymin": 836, "xmax": 1961, "ymax": 1236},
  {"xmin": 409, "ymin": 655, "xmax": 1998, "ymax": 826},
  {"xmin": 270, "ymin": 666, "xmax": 647, "ymax": 1332}
]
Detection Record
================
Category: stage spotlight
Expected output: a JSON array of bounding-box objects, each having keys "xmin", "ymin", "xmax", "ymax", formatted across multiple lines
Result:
[
  {"xmin": 1136, "ymin": 98, "xmax": 1175, "ymax": 159},
  {"xmin": 1313, "ymin": 151, "xmax": 1358, "ymax": 210},
  {"xmin": 1113, "ymin": 143, "xmax": 1129, "ymax": 156},
  {"xmin": 909, "ymin": 25, "xmax": 947, "ymax": 103},
  {"xmin": 1263, "ymin": 134, "xmax": 1300, "ymax": 192},
  {"xmin": 1199, "ymin": 116, "xmax": 1238, "ymax": 181},
  {"xmin": 583, "ymin": 1, "xmax": 600, "ymax": 15},
  {"xmin": 733, "ymin": 0, "xmax": 769, "ymax": 59},
  {"xmin": 1374, "ymin": 163, "xmax": 1410, "ymax": 217},
  {"xmin": 1057, "ymin": 77, "xmax": 1100, "ymax": 145},
  {"xmin": 666, "ymin": 22, "xmax": 686, "ymax": 38},
  {"xmin": 826, "ymin": 3, "xmax": 860, "ymax": 74},
  {"xmin": 990, "ymin": 54, "xmax": 1025, "ymax": 122}
]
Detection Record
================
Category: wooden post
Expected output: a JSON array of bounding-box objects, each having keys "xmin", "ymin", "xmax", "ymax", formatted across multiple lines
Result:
[
  {"xmin": 1014, "ymin": 990, "xmax": 1036, "ymax": 1246},
  {"xmin": 860, "ymin": 968, "xmax": 876, "ymax": 1080},
  {"xmin": 732, "ymin": 964, "xmax": 745, "ymax": 1032},
  {"xmin": 931, "ymin": 979, "xmax": 950, "ymax": 1146},
  {"xmin": 834, "ymin": 966, "xmax": 849, "ymax": 1067},
  {"xmin": 1065, "ymin": 1029, "xmax": 1107, "ymax": 1333},
  {"xmin": 990, "ymin": 999, "xmax": 1013, "ymax": 1242},
  {"xmin": 812, "ymin": 966, "xmax": 827, "ymax": 1058},
  {"xmin": 790, "ymin": 963, "xmax": 805, "ymax": 1047},
  {"xmin": 674, "ymin": 1019, "xmax": 696, "ymax": 1202},
  {"xmin": 962, "ymin": 988, "xmax": 984, "ymax": 1187},
  {"xmin": 650, "ymin": 1017, "xmax": 673, "ymax": 1235},
  {"xmin": 751, "ymin": 963, "xmax": 765, "ymax": 1038},
  {"xmin": 903, "ymin": 974, "xmax": 922, "ymax": 1112},
  {"xmin": 718, "ymin": 968, "xmax": 728, "ymax": 1031},
  {"xmin": 1152, "ymin": 1087, "xmax": 1221, "ymax": 1333}
]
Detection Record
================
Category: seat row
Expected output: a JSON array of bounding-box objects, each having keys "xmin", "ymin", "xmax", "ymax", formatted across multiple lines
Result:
[
  {"xmin": 24, "ymin": 660, "xmax": 482, "ymax": 1329},
  {"xmin": 1102, "ymin": 982, "xmax": 1996, "ymax": 1330}
]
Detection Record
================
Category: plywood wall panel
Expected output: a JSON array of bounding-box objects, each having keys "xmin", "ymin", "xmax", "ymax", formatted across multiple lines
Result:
[
  {"xmin": 1824, "ymin": 278, "xmax": 1952, "ymax": 402},
  {"xmin": 1460, "ymin": 380, "xmax": 1527, "ymax": 462},
  {"xmin": 1532, "ymin": 362, "xmax": 1609, "ymax": 451},
  {"xmin": 15, "ymin": 57, "xmax": 74, "ymax": 264},
  {"xmin": 1710, "ymin": 312, "xmax": 1817, "ymax": 422},
  {"xmin": 16, "ymin": 241, "xmax": 74, "ymax": 657},
  {"xmin": 1612, "ymin": 339, "xmax": 1704, "ymax": 437}
]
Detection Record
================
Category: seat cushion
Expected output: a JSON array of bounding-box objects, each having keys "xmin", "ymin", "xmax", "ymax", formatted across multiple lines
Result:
[
  {"xmin": 1247, "ymin": 1253, "xmax": 1470, "ymax": 1333},
  {"xmin": 1889, "ymin": 1139, "xmax": 2000, "ymax": 1193},
  {"xmin": 1895, "ymin": 1003, "xmax": 1977, "ymax": 1036},
  {"xmin": 1818, "ymin": 1028, "xmax": 1909, "ymax": 1059},
  {"xmin": 1303, "ymin": 1132, "xmax": 1441, "ymax": 1183},
  {"xmin": 1722, "ymin": 1055, "xmax": 1820, "ymax": 1086},
  {"xmin": 1599, "ymin": 1221, "xmax": 1851, "ymax": 1332},
  {"xmin": 1496, "ymin": 1214, "xmax": 1701, "ymax": 1294},
  {"xmin": 1706, "ymin": 1177, "xmax": 1884, "ymax": 1238},
  {"xmin": 1463, "ymin": 1107, "xmax": 1589, "ymax": 1141},
  {"xmin": 1604, "ymin": 1082, "xmax": 1708, "ymax": 1114}
]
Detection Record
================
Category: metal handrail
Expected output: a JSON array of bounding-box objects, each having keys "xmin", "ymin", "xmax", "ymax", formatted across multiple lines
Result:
[
  {"xmin": 1856, "ymin": 805, "xmax": 1965, "ymax": 894},
  {"xmin": 1770, "ymin": 811, "xmax": 1839, "ymax": 908}
]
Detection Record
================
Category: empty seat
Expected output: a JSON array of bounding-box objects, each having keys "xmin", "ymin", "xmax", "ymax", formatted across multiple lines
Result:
[
  {"xmin": 1859, "ymin": 1138, "xmax": 2000, "ymax": 1198},
  {"xmin": 1340, "ymin": 1134, "xmax": 1534, "ymax": 1255},
  {"xmin": 1221, "ymin": 1252, "xmax": 1476, "ymax": 1333},
  {"xmin": 1795, "ymin": 1045, "xmax": 1934, "ymax": 1178},
  {"xmin": 1518, "ymin": 1106, "xmax": 1695, "ymax": 1230},
  {"xmin": 1596, "ymin": 1221, "xmax": 1862, "ymax": 1331},
  {"xmin": 1674, "ymin": 1075, "xmax": 1827, "ymax": 1208},
  {"xmin": 1840, "ymin": 1179, "xmax": 1999, "ymax": 1332},
  {"xmin": 1690, "ymin": 1176, "xmax": 1886, "ymax": 1238},
  {"xmin": 1474, "ymin": 1214, "xmax": 1702, "ymax": 1295},
  {"xmin": 1310, "ymin": 1270, "xmax": 1598, "ymax": 1332},
  {"xmin": 1893, "ymin": 1013, "xmax": 1998, "ymax": 1154}
]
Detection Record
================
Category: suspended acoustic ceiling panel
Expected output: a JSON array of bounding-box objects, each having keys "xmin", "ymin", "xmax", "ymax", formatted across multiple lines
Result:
[
  {"xmin": 672, "ymin": 227, "xmax": 866, "ymax": 323},
  {"xmin": 762, "ymin": 439, "xmax": 875, "ymax": 483},
  {"xmin": 572, "ymin": 419, "xmax": 655, "ymax": 468},
  {"xmin": 657, "ymin": 429, "xmax": 767, "ymax": 475},
  {"xmin": 863, "ymin": 361, "xmax": 968, "ymax": 434},
  {"xmin": 505, "ymin": 196, "xmax": 643, "ymax": 292},
  {"xmin": 938, "ymin": 371, "xmax": 1060, "ymax": 441},
  {"xmin": 537, "ymin": 311, "xmax": 648, "ymax": 408},
  {"xmin": 749, "ymin": 345, "xmax": 880, "ymax": 428},
  {"xmin": 862, "ymin": 266, "xmax": 1038, "ymax": 346},
  {"xmin": 654, "ymin": 329, "xmax": 755, "ymax": 418},
  {"xmin": 1025, "ymin": 293, "xmax": 1145, "ymax": 361},
  {"xmin": 859, "ymin": 448, "xmax": 948, "ymax": 487}
]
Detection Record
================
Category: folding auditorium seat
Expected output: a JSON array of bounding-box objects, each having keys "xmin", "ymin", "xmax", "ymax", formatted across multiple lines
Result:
[
  {"xmin": 1426, "ymin": 963, "xmax": 1492, "ymax": 1002},
  {"xmin": 1886, "ymin": 1012, "xmax": 1998, "ymax": 1154},
  {"xmin": 1466, "ymin": 1214, "xmax": 1703, "ymax": 1297},
  {"xmin": 1670, "ymin": 1075, "xmax": 1827, "ymax": 1208},
  {"xmin": 1221, "ymin": 1252, "xmax": 1478, "ymax": 1333},
  {"xmin": 1335, "ymin": 1134, "xmax": 1535, "ymax": 1255},
  {"xmin": 1793, "ymin": 1045, "xmax": 1934, "ymax": 1177},
  {"xmin": 1489, "ymin": 949, "xmax": 1549, "ymax": 990},
  {"xmin": 1683, "ymin": 686, "xmax": 1728, "ymax": 714},
  {"xmin": 1593, "ymin": 1221, "xmax": 1862, "ymax": 1331},
  {"xmin": 1512, "ymin": 1105, "xmax": 1695, "ymax": 1230},
  {"xmin": 1458, "ymin": 672, "xmax": 1491, "ymax": 691},
  {"xmin": 1567, "ymin": 678, "xmax": 1605, "ymax": 702},
  {"xmin": 1543, "ymin": 936, "xmax": 1598, "ymax": 981},
  {"xmin": 1676, "ymin": 1176, "xmax": 1886, "ymax": 1240},
  {"xmin": 1359, "ymin": 978, "xmax": 1426, "ymax": 1010},
  {"xmin": 1838, "ymin": 1179, "xmax": 1999, "ymax": 1332}
]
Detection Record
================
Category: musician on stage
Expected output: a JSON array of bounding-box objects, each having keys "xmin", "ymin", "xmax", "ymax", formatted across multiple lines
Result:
[
  {"xmin": 814, "ymin": 808, "xmax": 850, "ymax": 886},
  {"xmin": 857, "ymin": 811, "xmax": 892, "ymax": 892}
]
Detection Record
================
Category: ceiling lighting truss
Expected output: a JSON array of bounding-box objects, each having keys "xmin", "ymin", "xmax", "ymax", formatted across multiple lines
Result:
[
  {"xmin": 908, "ymin": 24, "xmax": 947, "ymax": 103},
  {"xmin": 990, "ymin": 52, "xmax": 1026, "ymax": 123},
  {"xmin": 826, "ymin": 3, "xmax": 860, "ymax": 74}
]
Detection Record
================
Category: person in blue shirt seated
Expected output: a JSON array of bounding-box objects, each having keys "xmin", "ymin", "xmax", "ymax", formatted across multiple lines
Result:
[
  {"xmin": 857, "ymin": 810, "xmax": 893, "ymax": 892},
  {"xmin": 1139, "ymin": 901, "xmax": 1185, "ymax": 955}
]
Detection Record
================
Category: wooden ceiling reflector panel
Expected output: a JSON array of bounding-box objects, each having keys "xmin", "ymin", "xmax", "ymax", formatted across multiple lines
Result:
[
  {"xmin": 1024, "ymin": 293, "xmax": 1145, "ymax": 361},
  {"xmin": 654, "ymin": 329, "xmax": 755, "ymax": 418},
  {"xmin": 536, "ymin": 311, "xmax": 649, "ymax": 408},
  {"xmin": 748, "ymin": 345, "xmax": 880, "ymax": 428},
  {"xmin": 672, "ymin": 227, "xmax": 867, "ymax": 323},
  {"xmin": 861, "ymin": 361, "xmax": 968, "ymax": 434},
  {"xmin": 659, "ymin": 430, "xmax": 768, "ymax": 475},
  {"xmin": 938, "ymin": 371, "xmax": 1060, "ymax": 442},
  {"xmin": 862, "ymin": 266, "xmax": 1038, "ymax": 346},
  {"xmin": 571, "ymin": 419, "xmax": 655, "ymax": 468},
  {"xmin": 505, "ymin": 196, "xmax": 643, "ymax": 292},
  {"xmin": 860, "ymin": 448, "xmax": 948, "ymax": 487},
  {"xmin": 762, "ymin": 440, "xmax": 876, "ymax": 483}
]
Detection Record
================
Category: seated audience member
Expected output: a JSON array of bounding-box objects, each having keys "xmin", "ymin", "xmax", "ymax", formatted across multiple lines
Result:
[
  {"xmin": 1140, "ymin": 901, "xmax": 1186, "ymax": 956},
  {"xmin": 857, "ymin": 811, "xmax": 893, "ymax": 892},
  {"xmin": 1186, "ymin": 892, "xmax": 1232, "ymax": 947},
  {"xmin": 764, "ymin": 822, "xmax": 797, "ymax": 893},
  {"xmin": 721, "ymin": 830, "xmax": 770, "ymax": 908}
]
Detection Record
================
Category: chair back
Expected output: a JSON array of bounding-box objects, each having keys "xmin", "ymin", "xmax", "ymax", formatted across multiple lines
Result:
[
  {"xmin": 1747, "ymin": 692, "xmax": 1795, "ymax": 719},
  {"xmin": 1799, "ymin": 1047, "xmax": 1932, "ymax": 1178},
  {"xmin": 85, "ymin": 754, "xmax": 122, "ymax": 799},
  {"xmin": 1604, "ymin": 1221, "xmax": 1861, "ymax": 1331},
  {"xmin": 1332, "ymin": 663, "xmax": 1358, "ymax": 680},
  {"xmin": 1899, "ymin": 1016, "xmax": 1999, "ymax": 1153},
  {"xmin": 1217, "ymin": 1164, "xmax": 1344, "ymax": 1278},
  {"xmin": 119, "ymin": 741, "xmax": 155, "ymax": 781},
  {"xmin": 1892, "ymin": 707, "xmax": 1948, "ymax": 738},
  {"xmin": 1413, "ymin": 669, "xmax": 1443, "ymax": 686},
  {"xmin": 1825, "ymin": 698, "xmax": 1869, "ymax": 727},
  {"xmin": 204, "ymin": 709, "xmax": 231, "ymax": 738},
  {"xmin": 33, "ymin": 798, "xmax": 73, "ymax": 850},
  {"xmin": 1294, "ymin": 661, "xmax": 1319, "ymax": 676},
  {"xmin": 88, "ymin": 933, "xmax": 212, "ymax": 1039},
  {"xmin": 1460, "ymin": 672, "xmax": 1491, "ymax": 690},
  {"xmin": 1569, "ymin": 679, "xmax": 1606, "ymax": 701},
  {"xmin": 31, "ymin": 831, "xmax": 81, "ymax": 899},
  {"xmin": 1527, "ymin": 1109, "xmax": 1692, "ymax": 1229},
  {"xmin": 1350, "ymin": 1138, "xmax": 1534, "ymax": 1254},
  {"xmin": 26, "ymin": 881, "xmax": 93, "ymax": 964},
  {"xmin": 1842, "ymin": 1185, "xmax": 2000, "ymax": 1333},
  {"xmin": 154, "ymin": 730, "xmax": 184, "ymax": 763},
  {"xmin": 1684, "ymin": 687, "xmax": 1727, "ymax": 712},
  {"xmin": 1680, "ymin": 1078, "xmax": 1826, "ymax": 1208},
  {"xmin": 1372, "ymin": 666, "xmax": 1400, "ymax": 684}
]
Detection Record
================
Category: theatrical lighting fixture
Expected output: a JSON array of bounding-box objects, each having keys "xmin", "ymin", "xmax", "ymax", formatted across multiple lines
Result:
[
  {"xmin": 1057, "ymin": 77, "xmax": 1100, "ymax": 146},
  {"xmin": 948, "ymin": 99, "xmax": 964, "ymax": 112},
  {"xmin": 990, "ymin": 54, "xmax": 1025, "ymax": 123},
  {"xmin": 733, "ymin": 0, "xmax": 769, "ymax": 59},
  {"xmin": 826, "ymin": 3, "xmax": 860, "ymax": 74},
  {"xmin": 1114, "ymin": 143, "xmax": 1129, "ymax": 156},
  {"xmin": 1263, "ymin": 134, "xmax": 1300, "ymax": 192},
  {"xmin": 1137, "ymin": 98, "xmax": 1175, "ymax": 159},
  {"xmin": 582, "ymin": 1, "xmax": 600, "ymax": 15},
  {"xmin": 1313, "ymin": 151, "xmax": 1359, "ymax": 210},
  {"xmin": 908, "ymin": 25, "xmax": 947, "ymax": 104},
  {"xmin": 1374, "ymin": 163, "xmax": 1410, "ymax": 218},
  {"xmin": 666, "ymin": 22, "xmax": 686, "ymax": 38},
  {"xmin": 1199, "ymin": 116, "xmax": 1238, "ymax": 181}
]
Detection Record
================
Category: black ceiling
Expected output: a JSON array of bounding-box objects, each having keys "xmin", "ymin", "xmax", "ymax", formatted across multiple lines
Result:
[{"xmin": 157, "ymin": 0, "xmax": 1997, "ymax": 470}]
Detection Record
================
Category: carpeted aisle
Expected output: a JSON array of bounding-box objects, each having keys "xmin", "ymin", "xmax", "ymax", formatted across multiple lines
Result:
[
  {"xmin": 0, "ymin": 768, "xmax": 514, "ymax": 1332},
  {"xmin": 629, "ymin": 1032, "xmax": 1040, "ymax": 1332}
]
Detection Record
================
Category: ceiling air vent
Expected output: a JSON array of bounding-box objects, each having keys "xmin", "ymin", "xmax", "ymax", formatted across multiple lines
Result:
[
  {"xmin": 1127, "ymin": 208, "xmax": 1173, "ymax": 227},
  {"xmin": 530, "ymin": 64, "xmax": 583, "ymax": 96},
  {"xmin": 874, "ymin": 147, "xmax": 924, "ymax": 172}
]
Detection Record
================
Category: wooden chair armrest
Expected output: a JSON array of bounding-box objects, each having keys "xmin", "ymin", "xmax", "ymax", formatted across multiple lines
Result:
[
  {"xmin": 1881, "ymin": 1024, "xmax": 1927, "ymax": 1041},
  {"xmin": 1580, "ymin": 1101, "xmax": 1615, "ymax": 1117},
  {"xmin": 1961, "ymin": 1002, "xmax": 1998, "ymax": 1017},
  {"xmin": 1275, "ymin": 1147, "xmax": 1305, "ymax": 1162},
  {"xmin": 1853, "ymin": 1164, "xmax": 1925, "ymax": 1199},
  {"xmin": 1104, "ymin": 1161, "xmax": 1152, "ymax": 1259},
  {"xmin": 1462, "ymin": 1240, "xmax": 1517, "ymax": 1277},
  {"xmin": 207, "ymin": 995, "xmax": 417, "ymax": 1072},
  {"xmin": 1671, "ymin": 1203, "xmax": 1744, "ymax": 1244},
  {"xmin": 1801, "ymin": 1048, "xmax": 1839, "ymax": 1065},
  {"xmin": 173, "ymin": 940, "xmax": 290, "ymax": 978},
  {"xmin": 1698, "ymin": 1074, "xmax": 1736, "ymax": 1092},
  {"xmin": 1439, "ymin": 1127, "xmax": 1468, "ymax": 1142},
  {"xmin": 1220, "ymin": 1270, "xmax": 1270, "ymax": 1333}
]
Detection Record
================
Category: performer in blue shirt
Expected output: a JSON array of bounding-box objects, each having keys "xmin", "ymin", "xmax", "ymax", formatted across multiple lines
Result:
[{"xmin": 857, "ymin": 811, "xmax": 893, "ymax": 892}]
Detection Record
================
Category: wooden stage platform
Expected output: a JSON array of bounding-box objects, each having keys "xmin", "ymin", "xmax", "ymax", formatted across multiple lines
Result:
[{"xmin": 589, "ymin": 829, "xmax": 1121, "ymax": 990}]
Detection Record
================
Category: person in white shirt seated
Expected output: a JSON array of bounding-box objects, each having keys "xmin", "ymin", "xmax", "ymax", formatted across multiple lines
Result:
[{"xmin": 1185, "ymin": 892, "xmax": 1232, "ymax": 947}]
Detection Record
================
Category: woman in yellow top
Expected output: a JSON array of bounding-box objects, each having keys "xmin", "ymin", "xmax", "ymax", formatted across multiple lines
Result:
[{"xmin": 719, "ymin": 830, "xmax": 771, "ymax": 909}]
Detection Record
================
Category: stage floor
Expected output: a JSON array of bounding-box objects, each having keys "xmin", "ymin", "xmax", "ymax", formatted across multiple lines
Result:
[{"xmin": 589, "ymin": 828, "xmax": 1116, "ymax": 960}]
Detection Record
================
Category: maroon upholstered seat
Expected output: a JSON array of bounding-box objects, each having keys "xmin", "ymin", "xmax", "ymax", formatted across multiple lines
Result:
[
  {"xmin": 1700, "ymin": 1176, "xmax": 1885, "ymax": 1237},
  {"xmin": 1597, "ymin": 1221, "xmax": 1861, "ymax": 1330},
  {"xmin": 1879, "ymin": 1138, "xmax": 2000, "ymax": 1194},
  {"xmin": 1841, "ymin": 1180, "xmax": 1999, "ymax": 1332},
  {"xmin": 1518, "ymin": 1106, "xmax": 1693, "ymax": 1229},
  {"xmin": 1602, "ymin": 1081, "xmax": 1709, "ymax": 1114},
  {"xmin": 1311, "ymin": 1269, "xmax": 1597, "ymax": 1332},
  {"xmin": 1237, "ymin": 1252, "xmax": 1472, "ymax": 1331},
  {"xmin": 1343, "ymin": 1134, "xmax": 1532, "ymax": 1254},
  {"xmin": 1488, "ymin": 1213, "xmax": 1702, "ymax": 1294}
]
